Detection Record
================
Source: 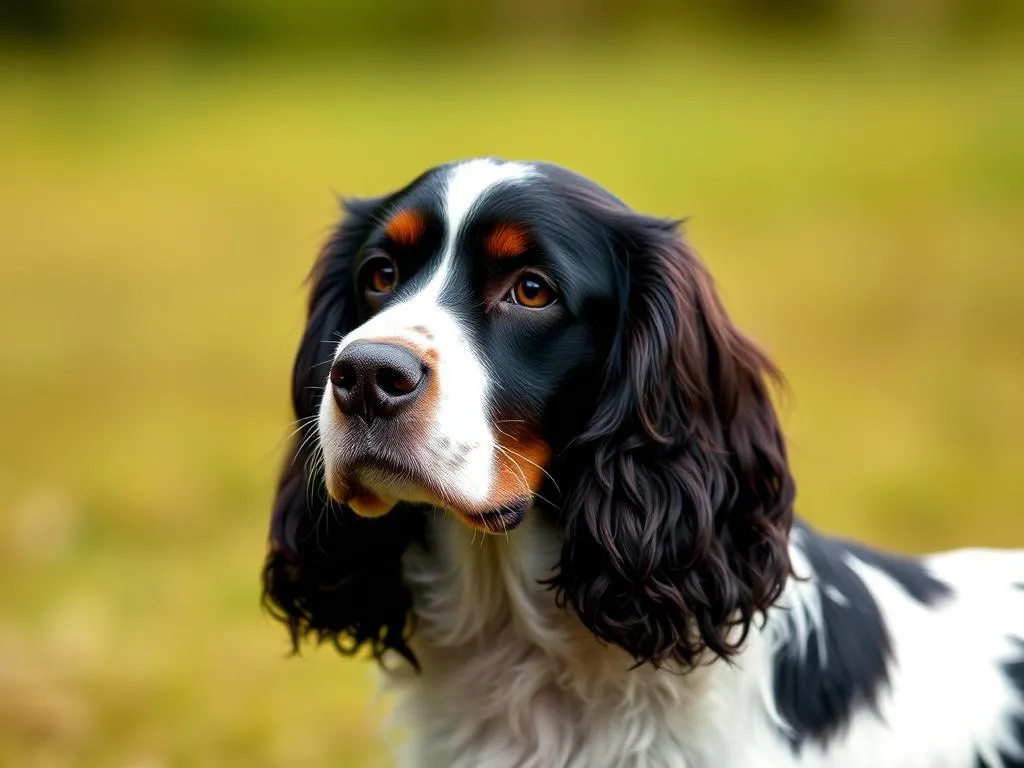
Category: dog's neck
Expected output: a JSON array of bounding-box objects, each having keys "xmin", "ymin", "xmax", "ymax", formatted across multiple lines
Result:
[
  {"xmin": 401, "ymin": 511, "xmax": 784, "ymax": 667},
  {"xmin": 403, "ymin": 511, "xmax": 605, "ymax": 666},
  {"xmin": 386, "ymin": 512, "xmax": 773, "ymax": 768}
]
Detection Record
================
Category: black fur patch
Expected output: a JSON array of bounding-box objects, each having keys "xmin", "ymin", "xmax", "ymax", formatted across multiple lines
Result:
[
  {"xmin": 773, "ymin": 524, "xmax": 954, "ymax": 751},
  {"xmin": 773, "ymin": 524, "xmax": 893, "ymax": 751},
  {"xmin": 976, "ymin": 638, "xmax": 1024, "ymax": 768},
  {"xmin": 839, "ymin": 539, "xmax": 953, "ymax": 606}
]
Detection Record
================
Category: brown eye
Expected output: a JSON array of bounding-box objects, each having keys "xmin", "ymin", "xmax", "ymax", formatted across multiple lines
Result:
[
  {"xmin": 509, "ymin": 272, "xmax": 556, "ymax": 309},
  {"xmin": 361, "ymin": 254, "xmax": 399, "ymax": 296}
]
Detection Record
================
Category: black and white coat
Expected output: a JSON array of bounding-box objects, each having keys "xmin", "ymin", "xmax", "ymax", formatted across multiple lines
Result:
[
  {"xmin": 388, "ymin": 516, "xmax": 1024, "ymax": 768},
  {"xmin": 262, "ymin": 158, "xmax": 1024, "ymax": 768}
]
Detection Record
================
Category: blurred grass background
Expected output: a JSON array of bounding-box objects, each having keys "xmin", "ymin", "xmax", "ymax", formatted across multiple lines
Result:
[{"xmin": 1, "ymin": 0, "xmax": 1023, "ymax": 764}]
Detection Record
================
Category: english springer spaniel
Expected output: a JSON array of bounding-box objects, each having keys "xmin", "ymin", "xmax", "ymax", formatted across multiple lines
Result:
[{"xmin": 263, "ymin": 158, "xmax": 1024, "ymax": 768}]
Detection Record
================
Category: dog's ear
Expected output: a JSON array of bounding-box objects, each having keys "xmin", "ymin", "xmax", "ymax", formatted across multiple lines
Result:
[
  {"xmin": 262, "ymin": 196, "xmax": 425, "ymax": 667},
  {"xmin": 552, "ymin": 211, "xmax": 794, "ymax": 669}
]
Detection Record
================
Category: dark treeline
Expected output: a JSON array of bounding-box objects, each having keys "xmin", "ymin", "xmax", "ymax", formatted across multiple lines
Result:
[{"xmin": 1, "ymin": 0, "xmax": 1021, "ymax": 47}]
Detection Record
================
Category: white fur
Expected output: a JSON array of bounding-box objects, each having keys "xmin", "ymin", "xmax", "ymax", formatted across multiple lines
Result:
[
  {"xmin": 375, "ymin": 514, "xmax": 1024, "ymax": 768},
  {"xmin": 319, "ymin": 160, "xmax": 535, "ymax": 511}
]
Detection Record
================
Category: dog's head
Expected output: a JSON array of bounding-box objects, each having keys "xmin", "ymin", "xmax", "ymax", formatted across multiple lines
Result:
[{"xmin": 263, "ymin": 159, "xmax": 795, "ymax": 669}]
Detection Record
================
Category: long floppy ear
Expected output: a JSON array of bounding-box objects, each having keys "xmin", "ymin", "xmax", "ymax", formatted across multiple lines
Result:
[
  {"xmin": 552, "ymin": 213, "xmax": 795, "ymax": 669},
  {"xmin": 261, "ymin": 196, "xmax": 425, "ymax": 667}
]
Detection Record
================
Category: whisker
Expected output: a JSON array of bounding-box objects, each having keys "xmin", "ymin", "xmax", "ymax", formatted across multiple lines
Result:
[
  {"xmin": 256, "ymin": 416, "xmax": 318, "ymax": 464},
  {"xmin": 498, "ymin": 500, "xmax": 510, "ymax": 542},
  {"xmin": 319, "ymin": 455, "xmax": 331, "ymax": 537},
  {"xmin": 289, "ymin": 433, "xmax": 319, "ymax": 469},
  {"xmin": 303, "ymin": 451, "xmax": 324, "ymax": 541},
  {"xmin": 306, "ymin": 449, "xmax": 322, "ymax": 512},
  {"xmin": 311, "ymin": 454, "xmax": 331, "ymax": 544},
  {"xmin": 491, "ymin": 427, "xmax": 562, "ymax": 495},
  {"xmin": 493, "ymin": 447, "xmax": 559, "ymax": 510},
  {"xmin": 494, "ymin": 446, "xmax": 531, "ymax": 495},
  {"xmin": 496, "ymin": 446, "xmax": 563, "ymax": 511},
  {"xmin": 294, "ymin": 424, "xmax": 324, "ymax": 462},
  {"xmin": 477, "ymin": 453, "xmax": 513, "ymax": 543},
  {"xmin": 242, "ymin": 414, "xmax": 323, "ymax": 473}
]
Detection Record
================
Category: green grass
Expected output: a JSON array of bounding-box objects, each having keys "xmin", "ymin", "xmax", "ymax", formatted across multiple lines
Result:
[{"xmin": 0, "ymin": 39, "xmax": 1022, "ymax": 766}]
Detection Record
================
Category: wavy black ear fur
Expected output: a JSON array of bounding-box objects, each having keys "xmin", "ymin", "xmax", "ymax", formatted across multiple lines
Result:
[
  {"xmin": 552, "ymin": 209, "xmax": 795, "ymax": 669},
  {"xmin": 261, "ymin": 196, "xmax": 426, "ymax": 667}
]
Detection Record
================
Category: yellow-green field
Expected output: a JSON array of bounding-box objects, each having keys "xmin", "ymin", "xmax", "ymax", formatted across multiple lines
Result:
[{"xmin": 1, "ymin": 41, "xmax": 1022, "ymax": 767}]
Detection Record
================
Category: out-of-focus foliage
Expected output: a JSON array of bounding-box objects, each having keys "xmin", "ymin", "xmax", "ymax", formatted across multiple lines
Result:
[
  {"xmin": 1, "ymin": 0, "xmax": 1023, "ymax": 46},
  {"xmin": 0, "ymin": 10, "xmax": 1022, "ymax": 768}
]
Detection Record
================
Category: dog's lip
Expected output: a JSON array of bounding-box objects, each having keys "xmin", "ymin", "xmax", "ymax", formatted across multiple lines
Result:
[
  {"xmin": 459, "ymin": 501, "xmax": 529, "ymax": 533},
  {"xmin": 328, "ymin": 445, "xmax": 449, "ymax": 508},
  {"xmin": 334, "ymin": 437, "xmax": 423, "ymax": 486},
  {"xmin": 341, "ymin": 478, "xmax": 395, "ymax": 518},
  {"xmin": 324, "ymin": 437, "xmax": 533, "ymax": 529},
  {"xmin": 332, "ymin": 458, "xmax": 531, "ymax": 533}
]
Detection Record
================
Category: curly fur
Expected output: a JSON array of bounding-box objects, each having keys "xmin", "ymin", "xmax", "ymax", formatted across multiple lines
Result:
[
  {"xmin": 261, "ymin": 159, "xmax": 1024, "ymax": 768},
  {"xmin": 549, "ymin": 208, "xmax": 795, "ymax": 668}
]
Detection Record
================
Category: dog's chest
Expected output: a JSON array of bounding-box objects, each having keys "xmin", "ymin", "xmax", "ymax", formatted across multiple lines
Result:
[{"xmin": 385, "ymin": 516, "xmax": 745, "ymax": 768}]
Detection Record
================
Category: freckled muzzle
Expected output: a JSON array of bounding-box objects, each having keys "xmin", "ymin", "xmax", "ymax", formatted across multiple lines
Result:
[{"xmin": 318, "ymin": 322, "xmax": 553, "ymax": 531}]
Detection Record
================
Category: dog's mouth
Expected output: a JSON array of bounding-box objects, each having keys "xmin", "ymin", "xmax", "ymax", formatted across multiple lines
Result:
[
  {"xmin": 461, "ymin": 500, "xmax": 529, "ymax": 534},
  {"xmin": 326, "ymin": 451, "xmax": 435, "ymax": 515},
  {"xmin": 322, "ymin": 435, "xmax": 531, "ymax": 533}
]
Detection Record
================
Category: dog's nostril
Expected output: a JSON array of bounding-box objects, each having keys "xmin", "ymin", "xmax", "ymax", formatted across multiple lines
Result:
[
  {"xmin": 329, "ymin": 360, "xmax": 356, "ymax": 391},
  {"xmin": 376, "ymin": 365, "xmax": 422, "ymax": 397}
]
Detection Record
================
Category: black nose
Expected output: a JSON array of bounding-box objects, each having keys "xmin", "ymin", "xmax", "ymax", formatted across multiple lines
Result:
[{"xmin": 329, "ymin": 341, "xmax": 427, "ymax": 421}]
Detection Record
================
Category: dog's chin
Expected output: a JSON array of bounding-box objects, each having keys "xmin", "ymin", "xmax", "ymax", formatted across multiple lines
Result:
[
  {"xmin": 324, "ymin": 460, "xmax": 530, "ymax": 534},
  {"xmin": 324, "ymin": 463, "xmax": 425, "ymax": 519}
]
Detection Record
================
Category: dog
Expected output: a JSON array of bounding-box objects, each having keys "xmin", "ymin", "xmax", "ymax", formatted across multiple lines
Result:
[{"xmin": 262, "ymin": 158, "xmax": 1024, "ymax": 768}]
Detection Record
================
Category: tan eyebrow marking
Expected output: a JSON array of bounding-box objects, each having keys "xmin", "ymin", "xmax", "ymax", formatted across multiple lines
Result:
[
  {"xmin": 385, "ymin": 209, "xmax": 426, "ymax": 247},
  {"xmin": 484, "ymin": 222, "xmax": 530, "ymax": 259}
]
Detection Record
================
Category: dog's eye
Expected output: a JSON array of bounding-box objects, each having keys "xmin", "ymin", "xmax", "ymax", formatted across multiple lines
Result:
[
  {"xmin": 507, "ymin": 272, "xmax": 557, "ymax": 309},
  {"xmin": 360, "ymin": 253, "xmax": 400, "ymax": 297}
]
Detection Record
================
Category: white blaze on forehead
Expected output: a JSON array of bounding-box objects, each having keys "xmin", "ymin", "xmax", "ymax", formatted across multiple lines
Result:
[
  {"xmin": 443, "ymin": 159, "xmax": 535, "ymax": 244},
  {"xmin": 422, "ymin": 158, "xmax": 536, "ymax": 301}
]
